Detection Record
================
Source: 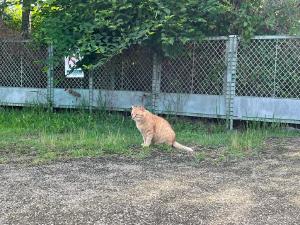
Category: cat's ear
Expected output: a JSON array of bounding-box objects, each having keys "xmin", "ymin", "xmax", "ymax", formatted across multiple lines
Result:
[
  {"xmin": 131, "ymin": 105, "xmax": 135, "ymax": 109},
  {"xmin": 140, "ymin": 106, "xmax": 145, "ymax": 111}
]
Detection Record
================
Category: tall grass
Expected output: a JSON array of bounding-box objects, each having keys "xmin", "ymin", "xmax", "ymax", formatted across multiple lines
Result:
[{"xmin": 0, "ymin": 107, "xmax": 298, "ymax": 163}]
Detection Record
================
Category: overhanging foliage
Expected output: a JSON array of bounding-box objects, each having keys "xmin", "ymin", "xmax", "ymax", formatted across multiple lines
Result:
[
  {"xmin": 34, "ymin": 0, "xmax": 231, "ymax": 68},
  {"xmin": 23, "ymin": 0, "xmax": 299, "ymax": 68}
]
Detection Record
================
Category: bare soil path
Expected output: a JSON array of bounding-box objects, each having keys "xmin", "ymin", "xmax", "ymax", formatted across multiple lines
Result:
[{"xmin": 0, "ymin": 138, "xmax": 300, "ymax": 225}]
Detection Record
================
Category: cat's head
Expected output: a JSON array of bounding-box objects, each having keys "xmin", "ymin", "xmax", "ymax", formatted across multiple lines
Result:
[{"xmin": 131, "ymin": 105, "xmax": 146, "ymax": 121}]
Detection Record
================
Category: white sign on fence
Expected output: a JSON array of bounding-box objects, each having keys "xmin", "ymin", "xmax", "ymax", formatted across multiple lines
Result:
[{"xmin": 64, "ymin": 56, "xmax": 84, "ymax": 78}]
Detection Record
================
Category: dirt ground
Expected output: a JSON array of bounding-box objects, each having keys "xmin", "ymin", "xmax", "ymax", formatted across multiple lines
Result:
[{"xmin": 0, "ymin": 137, "xmax": 300, "ymax": 225}]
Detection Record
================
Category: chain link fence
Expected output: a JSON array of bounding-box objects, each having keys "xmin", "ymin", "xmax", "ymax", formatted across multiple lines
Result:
[
  {"xmin": 93, "ymin": 46, "xmax": 153, "ymax": 92},
  {"xmin": 161, "ymin": 39, "xmax": 227, "ymax": 95},
  {"xmin": 0, "ymin": 41, "xmax": 47, "ymax": 88},
  {"xmin": 236, "ymin": 37, "xmax": 300, "ymax": 99},
  {"xmin": 1, "ymin": 36, "xmax": 300, "ymax": 126}
]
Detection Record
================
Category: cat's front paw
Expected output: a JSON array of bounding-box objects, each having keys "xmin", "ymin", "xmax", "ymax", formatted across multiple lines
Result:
[{"xmin": 141, "ymin": 143, "xmax": 150, "ymax": 148}]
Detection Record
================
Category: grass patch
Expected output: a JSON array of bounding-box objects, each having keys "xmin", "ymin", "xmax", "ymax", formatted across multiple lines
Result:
[
  {"xmin": 0, "ymin": 107, "xmax": 299, "ymax": 163},
  {"xmin": 134, "ymin": 147, "xmax": 152, "ymax": 159},
  {"xmin": 195, "ymin": 152, "xmax": 206, "ymax": 162},
  {"xmin": 159, "ymin": 144, "xmax": 175, "ymax": 153},
  {"xmin": 0, "ymin": 156, "xmax": 8, "ymax": 164}
]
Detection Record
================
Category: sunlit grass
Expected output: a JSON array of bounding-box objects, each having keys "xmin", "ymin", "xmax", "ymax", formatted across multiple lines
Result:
[{"xmin": 0, "ymin": 107, "xmax": 298, "ymax": 163}]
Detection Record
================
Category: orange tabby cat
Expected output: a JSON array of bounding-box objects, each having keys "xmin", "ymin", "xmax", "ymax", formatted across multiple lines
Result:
[{"xmin": 131, "ymin": 106, "xmax": 193, "ymax": 152}]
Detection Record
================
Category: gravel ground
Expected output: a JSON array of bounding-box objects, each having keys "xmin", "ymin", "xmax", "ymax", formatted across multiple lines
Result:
[{"xmin": 0, "ymin": 138, "xmax": 300, "ymax": 225}]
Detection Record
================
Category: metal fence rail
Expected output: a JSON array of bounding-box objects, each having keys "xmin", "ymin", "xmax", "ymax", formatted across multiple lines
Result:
[{"xmin": 1, "ymin": 35, "xmax": 300, "ymax": 128}]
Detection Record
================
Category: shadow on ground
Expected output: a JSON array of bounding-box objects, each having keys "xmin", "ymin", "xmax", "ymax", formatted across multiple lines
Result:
[{"xmin": 0, "ymin": 138, "xmax": 299, "ymax": 225}]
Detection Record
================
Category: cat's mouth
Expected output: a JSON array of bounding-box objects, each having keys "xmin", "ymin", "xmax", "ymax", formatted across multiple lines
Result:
[{"xmin": 131, "ymin": 114, "xmax": 142, "ymax": 121}]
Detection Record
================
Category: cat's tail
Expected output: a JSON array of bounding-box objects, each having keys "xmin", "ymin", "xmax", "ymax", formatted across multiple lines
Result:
[{"xmin": 173, "ymin": 141, "xmax": 193, "ymax": 152}]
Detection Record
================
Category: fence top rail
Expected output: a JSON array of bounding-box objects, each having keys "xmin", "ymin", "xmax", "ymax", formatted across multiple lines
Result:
[
  {"xmin": 203, "ymin": 36, "xmax": 228, "ymax": 41},
  {"xmin": 0, "ymin": 39, "xmax": 31, "ymax": 43},
  {"xmin": 202, "ymin": 35, "xmax": 300, "ymax": 40},
  {"xmin": 1, "ymin": 35, "xmax": 300, "ymax": 44},
  {"xmin": 207, "ymin": 35, "xmax": 300, "ymax": 40},
  {"xmin": 251, "ymin": 35, "xmax": 300, "ymax": 40}
]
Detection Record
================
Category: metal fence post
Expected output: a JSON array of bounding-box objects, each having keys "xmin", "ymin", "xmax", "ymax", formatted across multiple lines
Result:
[
  {"xmin": 89, "ymin": 71, "xmax": 94, "ymax": 113},
  {"xmin": 47, "ymin": 44, "xmax": 54, "ymax": 111},
  {"xmin": 152, "ymin": 53, "xmax": 161, "ymax": 113},
  {"xmin": 225, "ymin": 35, "xmax": 238, "ymax": 130}
]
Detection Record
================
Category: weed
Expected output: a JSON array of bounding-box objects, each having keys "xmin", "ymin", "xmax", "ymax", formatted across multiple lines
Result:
[
  {"xmin": 134, "ymin": 147, "xmax": 152, "ymax": 159},
  {"xmin": 159, "ymin": 144, "xmax": 175, "ymax": 153},
  {"xmin": 195, "ymin": 152, "xmax": 205, "ymax": 162},
  {"xmin": 0, "ymin": 157, "xmax": 7, "ymax": 164}
]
